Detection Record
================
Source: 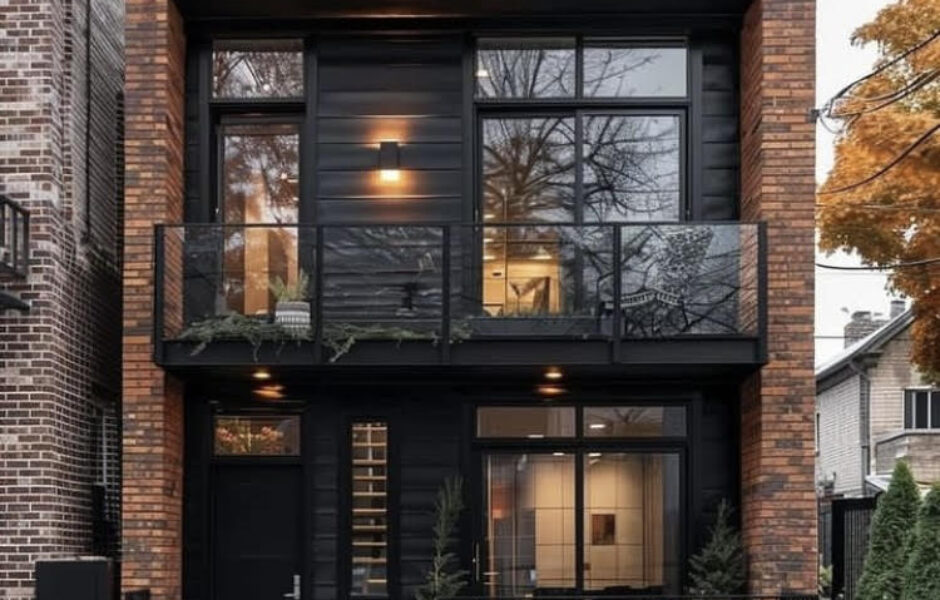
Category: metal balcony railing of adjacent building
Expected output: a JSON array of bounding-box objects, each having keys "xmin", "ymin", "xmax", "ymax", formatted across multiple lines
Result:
[{"xmin": 153, "ymin": 222, "xmax": 767, "ymax": 367}]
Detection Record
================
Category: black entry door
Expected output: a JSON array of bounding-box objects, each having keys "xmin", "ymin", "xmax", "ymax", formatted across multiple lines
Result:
[{"xmin": 213, "ymin": 464, "xmax": 303, "ymax": 600}]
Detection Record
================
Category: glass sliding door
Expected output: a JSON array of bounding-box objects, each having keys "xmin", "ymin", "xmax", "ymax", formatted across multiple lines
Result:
[
  {"xmin": 483, "ymin": 453, "xmax": 576, "ymax": 597},
  {"xmin": 583, "ymin": 453, "xmax": 680, "ymax": 594}
]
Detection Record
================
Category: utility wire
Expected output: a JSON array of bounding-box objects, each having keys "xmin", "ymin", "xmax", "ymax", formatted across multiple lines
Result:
[
  {"xmin": 817, "ymin": 122, "xmax": 940, "ymax": 195},
  {"xmin": 816, "ymin": 257, "xmax": 940, "ymax": 270}
]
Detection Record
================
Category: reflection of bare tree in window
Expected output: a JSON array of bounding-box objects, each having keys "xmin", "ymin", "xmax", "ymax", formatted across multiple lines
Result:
[
  {"xmin": 213, "ymin": 40, "xmax": 303, "ymax": 98},
  {"xmin": 482, "ymin": 117, "xmax": 576, "ymax": 223},
  {"xmin": 584, "ymin": 115, "xmax": 680, "ymax": 222},
  {"xmin": 221, "ymin": 125, "xmax": 300, "ymax": 315},
  {"xmin": 620, "ymin": 225, "xmax": 745, "ymax": 336},
  {"xmin": 476, "ymin": 39, "xmax": 575, "ymax": 98},
  {"xmin": 583, "ymin": 46, "xmax": 687, "ymax": 98}
]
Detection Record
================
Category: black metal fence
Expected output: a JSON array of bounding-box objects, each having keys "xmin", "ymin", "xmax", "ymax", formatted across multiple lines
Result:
[{"xmin": 825, "ymin": 497, "xmax": 876, "ymax": 600}]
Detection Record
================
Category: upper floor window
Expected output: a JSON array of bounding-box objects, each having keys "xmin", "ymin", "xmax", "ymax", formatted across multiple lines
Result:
[
  {"xmin": 213, "ymin": 39, "xmax": 304, "ymax": 99},
  {"xmin": 476, "ymin": 38, "xmax": 687, "ymax": 100},
  {"xmin": 904, "ymin": 389, "xmax": 940, "ymax": 430}
]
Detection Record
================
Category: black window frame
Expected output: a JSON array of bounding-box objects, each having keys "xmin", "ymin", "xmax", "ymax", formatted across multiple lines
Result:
[
  {"xmin": 472, "ymin": 400, "xmax": 689, "ymax": 595},
  {"xmin": 904, "ymin": 389, "xmax": 940, "ymax": 430},
  {"xmin": 473, "ymin": 36, "xmax": 691, "ymax": 225}
]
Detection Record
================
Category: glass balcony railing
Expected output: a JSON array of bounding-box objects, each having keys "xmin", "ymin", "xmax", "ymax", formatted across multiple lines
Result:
[{"xmin": 155, "ymin": 222, "xmax": 765, "ymax": 363}]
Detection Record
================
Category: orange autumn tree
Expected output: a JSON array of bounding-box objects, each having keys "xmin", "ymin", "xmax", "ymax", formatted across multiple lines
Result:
[{"xmin": 818, "ymin": 0, "xmax": 940, "ymax": 382}]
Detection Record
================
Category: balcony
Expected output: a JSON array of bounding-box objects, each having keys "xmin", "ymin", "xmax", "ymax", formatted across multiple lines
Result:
[
  {"xmin": 154, "ymin": 222, "xmax": 766, "ymax": 371},
  {"xmin": 0, "ymin": 194, "xmax": 30, "ymax": 311}
]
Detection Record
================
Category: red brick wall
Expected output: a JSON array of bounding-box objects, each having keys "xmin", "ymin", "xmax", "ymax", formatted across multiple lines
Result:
[
  {"xmin": 739, "ymin": 0, "xmax": 817, "ymax": 594},
  {"xmin": 121, "ymin": 0, "xmax": 186, "ymax": 598},
  {"xmin": 0, "ymin": 0, "xmax": 124, "ymax": 596}
]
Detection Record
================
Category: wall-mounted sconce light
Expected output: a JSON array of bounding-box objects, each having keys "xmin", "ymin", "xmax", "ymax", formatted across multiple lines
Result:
[{"xmin": 379, "ymin": 140, "xmax": 401, "ymax": 183}]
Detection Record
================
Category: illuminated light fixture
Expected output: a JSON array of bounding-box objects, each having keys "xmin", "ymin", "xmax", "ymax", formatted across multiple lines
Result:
[
  {"xmin": 483, "ymin": 253, "xmax": 497, "ymax": 261},
  {"xmin": 483, "ymin": 212, "xmax": 496, "ymax": 220},
  {"xmin": 588, "ymin": 452, "xmax": 602, "ymax": 458},
  {"xmin": 544, "ymin": 366, "xmax": 563, "ymax": 381},
  {"xmin": 483, "ymin": 237, "xmax": 495, "ymax": 244},
  {"xmin": 254, "ymin": 384, "xmax": 285, "ymax": 400},
  {"xmin": 379, "ymin": 140, "xmax": 401, "ymax": 183},
  {"xmin": 552, "ymin": 452, "xmax": 566, "ymax": 457},
  {"xmin": 533, "ymin": 246, "xmax": 553, "ymax": 261},
  {"xmin": 252, "ymin": 368, "xmax": 272, "ymax": 381},
  {"xmin": 262, "ymin": 83, "xmax": 272, "ymax": 93},
  {"xmin": 537, "ymin": 384, "xmax": 566, "ymax": 397},
  {"xmin": 527, "ymin": 434, "xmax": 545, "ymax": 439},
  {"xmin": 589, "ymin": 423, "xmax": 607, "ymax": 430},
  {"xmin": 476, "ymin": 68, "xmax": 490, "ymax": 78}
]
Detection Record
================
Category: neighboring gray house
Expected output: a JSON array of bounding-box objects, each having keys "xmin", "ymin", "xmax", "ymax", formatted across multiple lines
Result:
[{"xmin": 816, "ymin": 301, "xmax": 939, "ymax": 497}]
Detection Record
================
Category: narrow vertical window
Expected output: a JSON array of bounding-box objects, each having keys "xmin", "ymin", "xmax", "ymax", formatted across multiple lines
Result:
[{"xmin": 351, "ymin": 422, "xmax": 388, "ymax": 597}]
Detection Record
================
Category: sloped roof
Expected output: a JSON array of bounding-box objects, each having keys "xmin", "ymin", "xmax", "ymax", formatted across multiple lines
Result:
[{"xmin": 815, "ymin": 309, "xmax": 915, "ymax": 382}]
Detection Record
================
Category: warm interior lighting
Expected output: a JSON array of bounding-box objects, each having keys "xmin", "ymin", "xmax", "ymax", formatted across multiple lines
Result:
[
  {"xmin": 552, "ymin": 452, "xmax": 566, "ymax": 457},
  {"xmin": 544, "ymin": 367, "xmax": 563, "ymax": 381},
  {"xmin": 483, "ymin": 253, "xmax": 497, "ymax": 261},
  {"xmin": 589, "ymin": 423, "xmax": 607, "ymax": 430},
  {"xmin": 252, "ymin": 369, "xmax": 272, "ymax": 381},
  {"xmin": 537, "ymin": 384, "xmax": 566, "ymax": 397},
  {"xmin": 527, "ymin": 434, "xmax": 545, "ymax": 439},
  {"xmin": 532, "ymin": 246, "xmax": 553, "ymax": 261},
  {"xmin": 476, "ymin": 68, "xmax": 490, "ymax": 78},
  {"xmin": 378, "ymin": 140, "xmax": 401, "ymax": 184},
  {"xmin": 483, "ymin": 212, "xmax": 496, "ymax": 220},
  {"xmin": 588, "ymin": 452, "xmax": 602, "ymax": 458}
]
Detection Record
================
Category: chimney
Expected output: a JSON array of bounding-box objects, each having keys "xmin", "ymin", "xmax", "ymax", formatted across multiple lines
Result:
[
  {"xmin": 890, "ymin": 299, "xmax": 906, "ymax": 319},
  {"xmin": 844, "ymin": 310, "xmax": 887, "ymax": 348}
]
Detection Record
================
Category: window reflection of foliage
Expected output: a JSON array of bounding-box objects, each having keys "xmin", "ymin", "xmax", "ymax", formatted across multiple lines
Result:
[
  {"xmin": 214, "ymin": 417, "xmax": 297, "ymax": 455},
  {"xmin": 584, "ymin": 115, "xmax": 680, "ymax": 222},
  {"xmin": 212, "ymin": 41, "xmax": 303, "ymax": 98},
  {"xmin": 476, "ymin": 40, "xmax": 575, "ymax": 98},
  {"xmin": 482, "ymin": 118, "xmax": 576, "ymax": 223}
]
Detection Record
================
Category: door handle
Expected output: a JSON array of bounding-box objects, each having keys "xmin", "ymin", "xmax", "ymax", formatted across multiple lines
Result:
[
  {"xmin": 283, "ymin": 574, "xmax": 301, "ymax": 600},
  {"xmin": 473, "ymin": 542, "xmax": 481, "ymax": 582}
]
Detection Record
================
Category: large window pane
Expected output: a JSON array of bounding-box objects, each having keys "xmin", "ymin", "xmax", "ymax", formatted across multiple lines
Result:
[
  {"xmin": 483, "ymin": 117, "xmax": 576, "ymax": 223},
  {"xmin": 584, "ymin": 44, "xmax": 687, "ymax": 98},
  {"xmin": 476, "ymin": 38, "xmax": 576, "ymax": 99},
  {"xmin": 221, "ymin": 124, "xmax": 300, "ymax": 316},
  {"xmin": 214, "ymin": 415, "xmax": 300, "ymax": 456},
  {"xmin": 351, "ymin": 422, "xmax": 388, "ymax": 597},
  {"xmin": 584, "ymin": 406, "xmax": 686, "ymax": 437},
  {"xmin": 213, "ymin": 39, "xmax": 304, "ymax": 98},
  {"xmin": 484, "ymin": 454, "xmax": 576, "ymax": 597},
  {"xmin": 931, "ymin": 391, "xmax": 940, "ymax": 429},
  {"xmin": 477, "ymin": 407, "xmax": 576, "ymax": 438},
  {"xmin": 583, "ymin": 453, "xmax": 680, "ymax": 594},
  {"xmin": 583, "ymin": 115, "xmax": 681, "ymax": 222}
]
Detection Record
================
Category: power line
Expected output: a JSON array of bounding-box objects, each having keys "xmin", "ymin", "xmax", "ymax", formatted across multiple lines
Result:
[
  {"xmin": 817, "ymin": 122, "xmax": 940, "ymax": 195},
  {"xmin": 816, "ymin": 257, "xmax": 940, "ymax": 270}
]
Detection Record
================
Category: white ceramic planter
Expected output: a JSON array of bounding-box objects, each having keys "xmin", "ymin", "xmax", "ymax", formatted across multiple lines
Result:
[{"xmin": 275, "ymin": 301, "xmax": 311, "ymax": 334}]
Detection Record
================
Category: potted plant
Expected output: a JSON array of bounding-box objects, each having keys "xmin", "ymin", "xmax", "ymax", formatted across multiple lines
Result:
[{"xmin": 269, "ymin": 270, "xmax": 311, "ymax": 334}]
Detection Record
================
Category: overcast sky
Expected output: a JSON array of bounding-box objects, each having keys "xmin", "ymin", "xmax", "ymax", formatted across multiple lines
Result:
[{"xmin": 814, "ymin": 0, "xmax": 900, "ymax": 364}]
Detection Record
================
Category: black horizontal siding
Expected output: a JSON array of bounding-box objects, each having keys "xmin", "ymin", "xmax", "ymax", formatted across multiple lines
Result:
[
  {"xmin": 699, "ymin": 37, "xmax": 739, "ymax": 221},
  {"xmin": 316, "ymin": 37, "xmax": 464, "ymax": 225}
]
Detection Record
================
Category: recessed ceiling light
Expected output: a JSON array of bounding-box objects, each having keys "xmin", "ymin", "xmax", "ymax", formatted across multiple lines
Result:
[
  {"xmin": 552, "ymin": 452, "xmax": 566, "ymax": 457},
  {"xmin": 544, "ymin": 367, "xmax": 563, "ymax": 381},
  {"xmin": 588, "ymin": 452, "xmax": 602, "ymax": 458},
  {"xmin": 589, "ymin": 423, "xmax": 607, "ymax": 430},
  {"xmin": 252, "ymin": 369, "xmax": 272, "ymax": 381},
  {"xmin": 537, "ymin": 384, "xmax": 566, "ymax": 397},
  {"xmin": 527, "ymin": 434, "xmax": 545, "ymax": 439}
]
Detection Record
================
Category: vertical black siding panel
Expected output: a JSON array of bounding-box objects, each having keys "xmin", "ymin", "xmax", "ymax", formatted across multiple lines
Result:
[{"xmin": 699, "ymin": 38, "xmax": 740, "ymax": 221}]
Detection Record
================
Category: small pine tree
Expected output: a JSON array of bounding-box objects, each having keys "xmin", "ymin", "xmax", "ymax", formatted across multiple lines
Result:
[
  {"xmin": 415, "ymin": 476, "xmax": 468, "ymax": 600},
  {"xmin": 856, "ymin": 461, "xmax": 921, "ymax": 600},
  {"xmin": 900, "ymin": 483, "xmax": 940, "ymax": 600},
  {"xmin": 687, "ymin": 499, "xmax": 746, "ymax": 595}
]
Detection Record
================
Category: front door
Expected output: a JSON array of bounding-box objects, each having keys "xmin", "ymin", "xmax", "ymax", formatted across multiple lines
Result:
[{"xmin": 213, "ymin": 464, "xmax": 303, "ymax": 600}]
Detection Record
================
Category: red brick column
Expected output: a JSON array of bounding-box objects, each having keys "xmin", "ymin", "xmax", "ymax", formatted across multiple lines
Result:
[
  {"xmin": 122, "ymin": 1, "xmax": 186, "ymax": 598},
  {"xmin": 739, "ymin": 0, "xmax": 817, "ymax": 594}
]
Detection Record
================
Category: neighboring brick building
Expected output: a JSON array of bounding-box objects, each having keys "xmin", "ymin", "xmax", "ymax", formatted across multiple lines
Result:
[
  {"xmin": 816, "ymin": 302, "xmax": 938, "ymax": 497},
  {"xmin": 0, "ymin": 0, "xmax": 124, "ymax": 597},
  {"xmin": 122, "ymin": 1, "xmax": 817, "ymax": 600}
]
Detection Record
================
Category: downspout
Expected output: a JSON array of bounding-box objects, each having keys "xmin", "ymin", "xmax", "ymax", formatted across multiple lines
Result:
[
  {"xmin": 82, "ymin": 0, "xmax": 93, "ymax": 242},
  {"xmin": 848, "ymin": 360, "xmax": 872, "ymax": 494}
]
